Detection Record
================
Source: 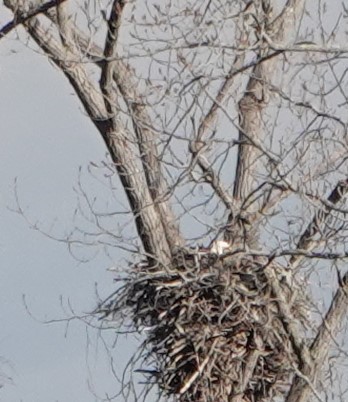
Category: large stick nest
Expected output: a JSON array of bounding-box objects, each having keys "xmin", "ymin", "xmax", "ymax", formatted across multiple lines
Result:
[{"xmin": 99, "ymin": 248, "xmax": 309, "ymax": 402}]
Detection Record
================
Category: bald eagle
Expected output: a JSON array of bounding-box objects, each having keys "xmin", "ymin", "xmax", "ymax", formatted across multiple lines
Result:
[{"xmin": 210, "ymin": 240, "xmax": 231, "ymax": 255}]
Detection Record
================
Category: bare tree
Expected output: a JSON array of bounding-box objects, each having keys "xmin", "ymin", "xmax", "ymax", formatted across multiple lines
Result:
[{"xmin": 2, "ymin": 1, "xmax": 348, "ymax": 401}]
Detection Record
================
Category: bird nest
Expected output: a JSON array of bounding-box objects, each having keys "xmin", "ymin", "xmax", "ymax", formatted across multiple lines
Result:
[{"xmin": 98, "ymin": 248, "xmax": 309, "ymax": 402}]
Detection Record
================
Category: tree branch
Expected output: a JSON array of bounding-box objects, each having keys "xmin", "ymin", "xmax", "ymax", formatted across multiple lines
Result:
[
  {"xmin": 99, "ymin": 0, "xmax": 177, "ymax": 261},
  {"xmin": 233, "ymin": 0, "xmax": 305, "ymax": 209},
  {"xmin": 55, "ymin": 0, "xmax": 73, "ymax": 48},
  {"xmin": 190, "ymin": 28, "xmax": 246, "ymax": 217},
  {"xmin": 188, "ymin": 139, "xmax": 234, "ymax": 211},
  {"xmin": 1, "ymin": 0, "xmax": 67, "ymax": 40},
  {"xmin": 230, "ymin": 333, "xmax": 263, "ymax": 402},
  {"xmin": 286, "ymin": 272, "xmax": 348, "ymax": 402},
  {"xmin": 290, "ymin": 178, "xmax": 348, "ymax": 269},
  {"xmin": 263, "ymin": 261, "xmax": 311, "ymax": 369},
  {"xmin": 3, "ymin": 0, "xmax": 172, "ymax": 264},
  {"xmin": 45, "ymin": 2, "xmax": 183, "ymax": 252}
]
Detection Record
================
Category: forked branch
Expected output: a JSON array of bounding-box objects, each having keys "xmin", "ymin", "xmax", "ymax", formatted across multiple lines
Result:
[
  {"xmin": 286, "ymin": 272, "xmax": 348, "ymax": 402},
  {"xmin": 1, "ymin": 0, "xmax": 66, "ymax": 39},
  {"xmin": 233, "ymin": 0, "xmax": 305, "ymax": 209},
  {"xmin": 46, "ymin": 1, "xmax": 182, "ymax": 252},
  {"xmin": 3, "ymin": 0, "xmax": 172, "ymax": 264},
  {"xmin": 290, "ymin": 178, "xmax": 348, "ymax": 269}
]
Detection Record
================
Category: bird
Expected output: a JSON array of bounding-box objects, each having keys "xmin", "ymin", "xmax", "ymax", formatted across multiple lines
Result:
[{"xmin": 210, "ymin": 240, "xmax": 231, "ymax": 255}]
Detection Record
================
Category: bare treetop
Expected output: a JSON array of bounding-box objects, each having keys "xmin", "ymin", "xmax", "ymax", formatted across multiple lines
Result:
[{"xmin": 2, "ymin": 1, "xmax": 348, "ymax": 401}]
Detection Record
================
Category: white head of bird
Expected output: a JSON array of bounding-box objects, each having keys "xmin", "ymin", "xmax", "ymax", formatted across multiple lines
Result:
[{"xmin": 210, "ymin": 240, "xmax": 230, "ymax": 255}]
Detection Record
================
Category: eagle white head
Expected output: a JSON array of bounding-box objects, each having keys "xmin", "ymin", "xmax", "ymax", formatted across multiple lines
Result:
[{"xmin": 210, "ymin": 240, "xmax": 231, "ymax": 255}]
